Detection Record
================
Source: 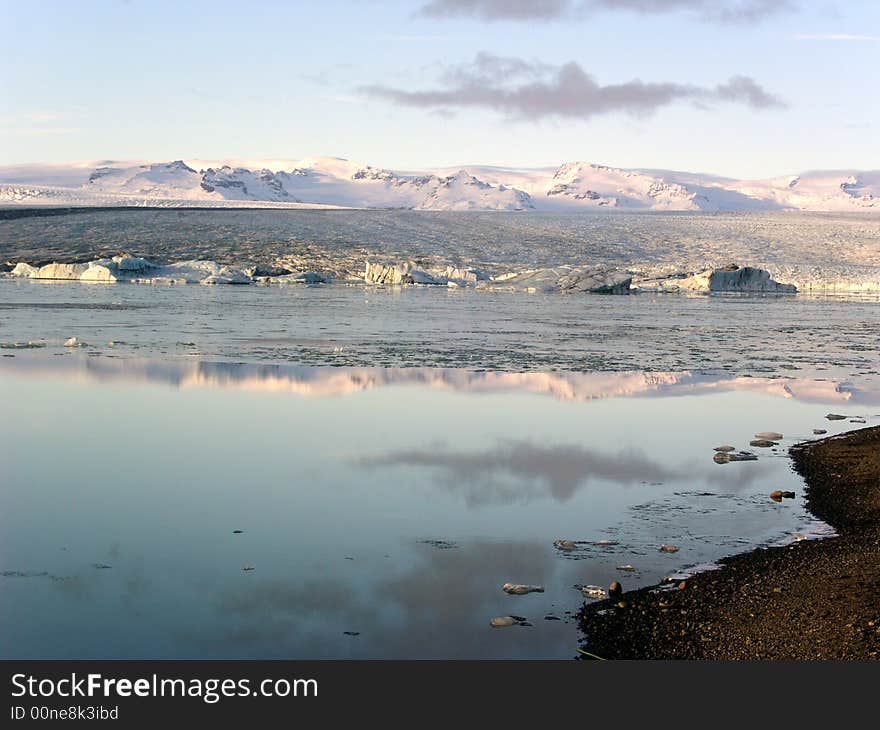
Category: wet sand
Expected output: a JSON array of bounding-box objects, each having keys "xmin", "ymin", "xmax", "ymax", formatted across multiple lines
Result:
[{"xmin": 577, "ymin": 426, "xmax": 880, "ymax": 659}]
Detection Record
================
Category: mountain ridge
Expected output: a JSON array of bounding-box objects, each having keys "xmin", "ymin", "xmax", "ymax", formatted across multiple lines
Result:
[{"xmin": 1, "ymin": 157, "xmax": 878, "ymax": 212}]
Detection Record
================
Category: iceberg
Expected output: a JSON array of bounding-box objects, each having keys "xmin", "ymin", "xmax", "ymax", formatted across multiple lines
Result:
[
  {"xmin": 257, "ymin": 272, "xmax": 331, "ymax": 285},
  {"xmin": 80, "ymin": 263, "xmax": 119, "ymax": 282},
  {"xmin": 200, "ymin": 266, "xmax": 252, "ymax": 285},
  {"xmin": 363, "ymin": 261, "xmax": 443, "ymax": 285},
  {"xmin": 34, "ymin": 262, "xmax": 89, "ymax": 280},
  {"xmin": 113, "ymin": 255, "xmax": 153, "ymax": 272},
  {"xmin": 635, "ymin": 264, "xmax": 796, "ymax": 293},
  {"xmin": 481, "ymin": 266, "xmax": 632, "ymax": 294},
  {"xmin": 708, "ymin": 266, "xmax": 797, "ymax": 293},
  {"xmin": 10, "ymin": 263, "xmax": 39, "ymax": 277}
]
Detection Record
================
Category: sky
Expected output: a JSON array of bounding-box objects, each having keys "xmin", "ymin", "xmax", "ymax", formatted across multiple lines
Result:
[{"xmin": 1, "ymin": 0, "xmax": 878, "ymax": 177}]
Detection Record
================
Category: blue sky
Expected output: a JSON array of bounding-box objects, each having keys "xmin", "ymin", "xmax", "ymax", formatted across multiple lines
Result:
[{"xmin": 1, "ymin": 0, "xmax": 878, "ymax": 177}]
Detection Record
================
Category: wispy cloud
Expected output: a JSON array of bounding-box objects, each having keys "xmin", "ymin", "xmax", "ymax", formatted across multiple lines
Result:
[
  {"xmin": 359, "ymin": 53, "xmax": 786, "ymax": 122},
  {"xmin": 418, "ymin": 0, "xmax": 796, "ymax": 24},
  {"xmin": 794, "ymin": 33, "xmax": 880, "ymax": 41}
]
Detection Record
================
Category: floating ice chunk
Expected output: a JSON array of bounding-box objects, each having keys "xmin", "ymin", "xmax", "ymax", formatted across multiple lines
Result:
[
  {"xmin": 553, "ymin": 539, "xmax": 578, "ymax": 551},
  {"xmin": 635, "ymin": 265, "xmax": 796, "ymax": 293},
  {"xmin": 581, "ymin": 585, "xmax": 608, "ymax": 599},
  {"xmin": 63, "ymin": 337, "xmax": 83, "ymax": 347},
  {"xmin": 0, "ymin": 340, "xmax": 46, "ymax": 349},
  {"xmin": 154, "ymin": 260, "xmax": 224, "ymax": 283},
  {"xmin": 10, "ymin": 263, "xmax": 38, "ymax": 277},
  {"xmin": 245, "ymin": 264, "xmax": 292, "ymax": 278},
  {"xmin": 201, "ymin": 266, "xmax": 252, "ymax": 285},
  {"xmin": 260, "ymin": 272, "xmax": 332, "ymax": 285},
  {"xmin": 35, "ymin": 263, "xmax": 89, "ymax": 280},
  {"xmin": 112, "ymin": 255, "xmax": 153, "ymax": 271},
  {"xmin": 363, "ymin": 261, "xmax": 443, "ymax": 285},
  {"xmin": 80, "ymin": 263, "xmax": 119, "ymax": 282},
  {"xmin": 489, "ymin": 615, "xmax": 527, "ymax": 628},
  {"xmin": 659, "ymin": 544, "xmax": 680, "ymax": 553},
  {"xmin": 441, "ymin": 266, "xmax": 488, "ymax": 286},
  {"xmin": 708, "ymin": 266, "xmax": 796, "ymax": 293},
  {"xmin": 502, "ymin": 583, "xmax": 545, "ymax": 595}
]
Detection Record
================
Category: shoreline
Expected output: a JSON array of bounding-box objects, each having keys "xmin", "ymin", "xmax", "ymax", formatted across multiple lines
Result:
[{"xmin": 577, "ymin": 426, "xmax": 880, "ymax": 660}]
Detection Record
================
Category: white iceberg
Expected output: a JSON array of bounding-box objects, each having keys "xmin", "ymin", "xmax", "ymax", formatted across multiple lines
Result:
[
  {"xmin": 112, "ymin": 255, "xmax": 153, "ymax": 272},
  {"xmin": 363, "ymin": 261, "xmax": 443, "ymax": 285},
  {"xmin": 34, "ymin": 262, "xmax": 89, "ymax": 280},
  {"xmin": 80, "ymin": 263, "xmax": 119, "ymax": 282},
  {"xmin": 635, "ymin": 265, "xmax": 796, "ymax": 293},
  {"xmin": 10, "ymin": 262, "xmax": 39, "ymax": 277},
  {"xmin": 200, "ymin": 266, "xmax": 252, "ymax": 285}
]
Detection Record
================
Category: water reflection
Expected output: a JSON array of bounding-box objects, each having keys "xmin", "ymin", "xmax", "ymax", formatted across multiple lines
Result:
[
  {"xmin": 358, "ymin": 441, "xmax": 683, "ymax": 506},
  {"xmin": 0, "ymin": 353, "xmax": 875, "ymax": 404},
  {"xmin": 0, "ymin": 355, "xmax": 872, "ymax": 659},
  {"xmin": 179, "ymin": 541, "xmax": 574, "ymax": 659}
]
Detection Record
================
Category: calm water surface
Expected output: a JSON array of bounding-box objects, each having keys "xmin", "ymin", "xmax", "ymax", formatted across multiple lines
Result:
[{"xmin": 0, "ymin": 355, "xmax": 870, "ymax": 658}]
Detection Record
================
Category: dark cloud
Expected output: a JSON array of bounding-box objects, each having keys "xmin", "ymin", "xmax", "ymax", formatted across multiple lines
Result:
[
  {"xmin": 418, "ymin": 0, "xmax": 795, "ymax": 24},
  {"xmin": 360, "ymin": 54, "xmax": 786, "ymax": 122}
]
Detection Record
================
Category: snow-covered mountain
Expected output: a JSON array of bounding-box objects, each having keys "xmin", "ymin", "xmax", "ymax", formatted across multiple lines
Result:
[
  {"xmin": 1, "ymin": 156, "xmax": 878, "ymax": 212},
  {"xmin": 83, "ymin": 161, "xmax": 301, "ymax": 202}
]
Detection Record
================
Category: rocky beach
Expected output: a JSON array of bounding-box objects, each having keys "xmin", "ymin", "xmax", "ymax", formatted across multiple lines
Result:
[{"xmin": 577, "ymin": 426, "xmax": 880, "ymax": 660}]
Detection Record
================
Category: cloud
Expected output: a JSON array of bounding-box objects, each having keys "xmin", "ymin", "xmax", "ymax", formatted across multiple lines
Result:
[
  {"xmin": 360, "ymin": 53, "xmax": 786, "ymax": 122},
  {"xmin": 417, "ymin": 0, "xmax": 795, "ymax": 24},
  {"xmin": 420, "ymin": 0, "xmax": 572, "ymax": 20},
  {"xmin": 794, "ymin": 33, "xmax": 879, "ymax": 41}
]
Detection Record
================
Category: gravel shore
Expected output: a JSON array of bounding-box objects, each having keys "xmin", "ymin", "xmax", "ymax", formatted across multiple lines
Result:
[{"xmin": 577, "ymin": 426, "xmax": 880, "ymax": 659}]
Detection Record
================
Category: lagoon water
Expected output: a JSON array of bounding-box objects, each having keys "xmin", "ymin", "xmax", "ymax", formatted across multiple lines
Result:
[
  {"xmin": 2, "ymin": 209, "xmax": 880, "ymax": 658},
  {"xmin": 0, "ymin": 353, "xmax": 872, "ymax": 659},
  {"xmin": 2, "ymin": 276, "xmax": 880, "ymax": 376}
]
